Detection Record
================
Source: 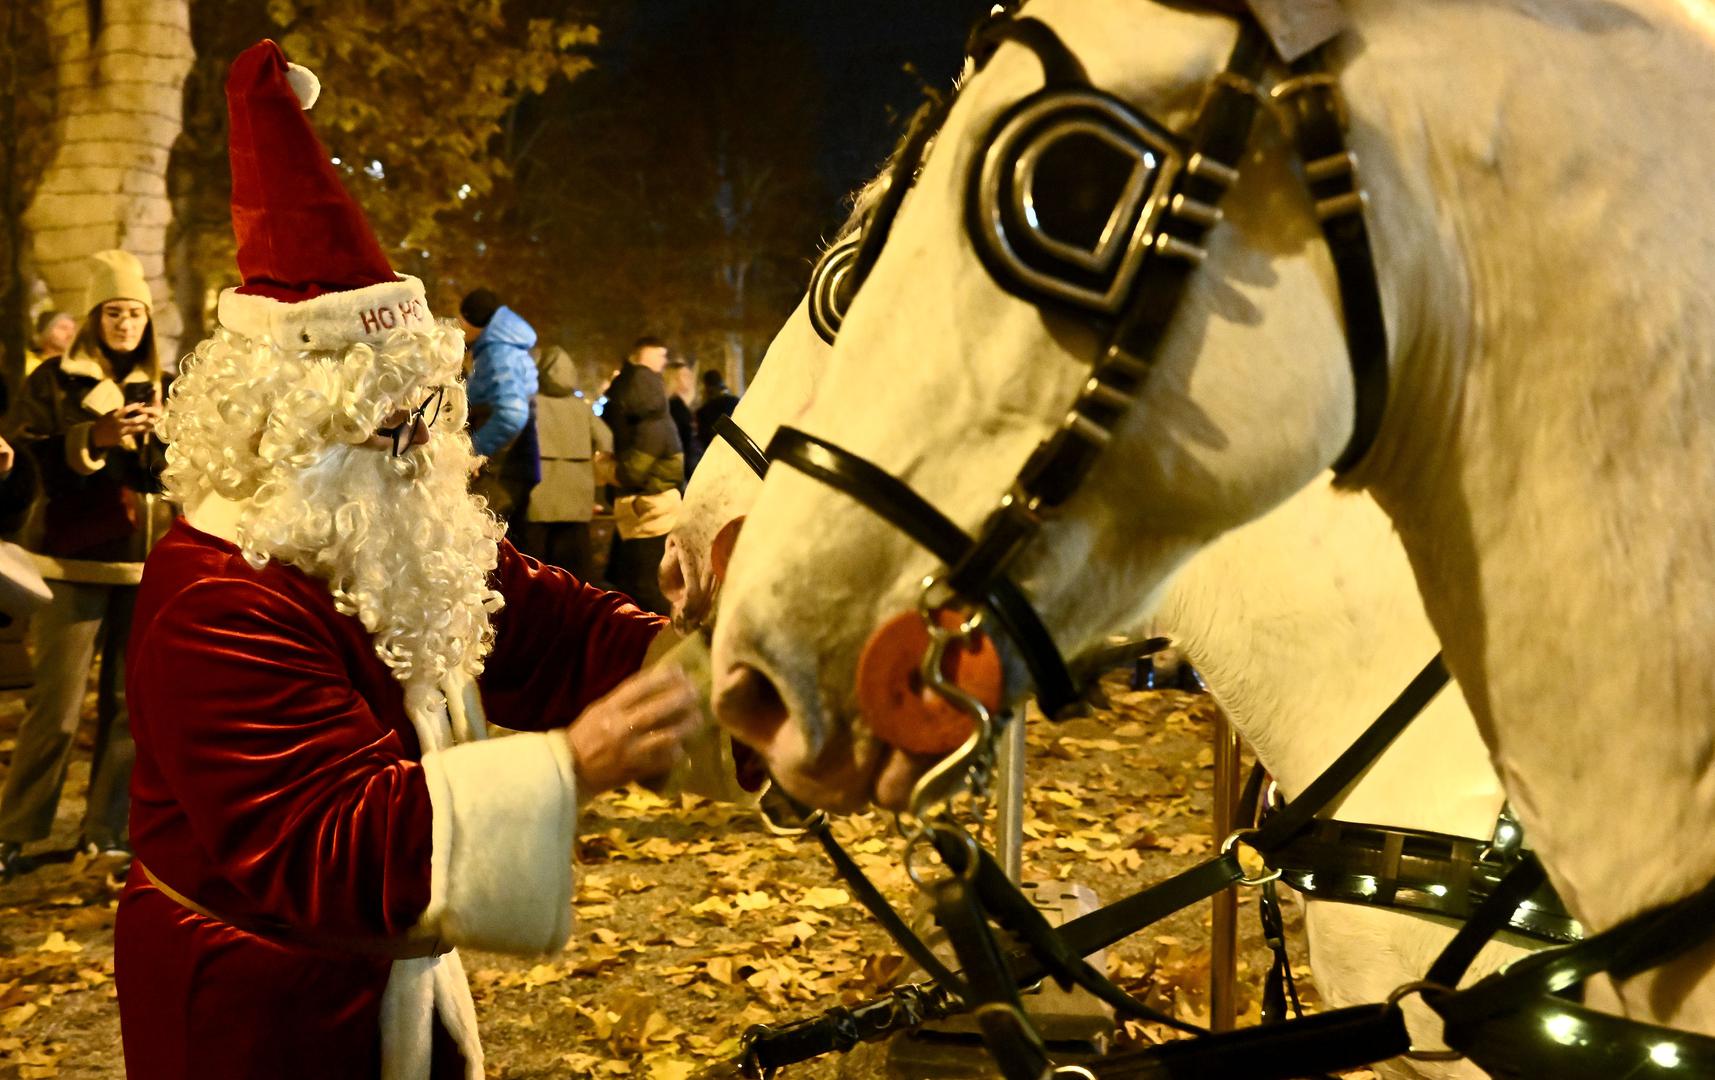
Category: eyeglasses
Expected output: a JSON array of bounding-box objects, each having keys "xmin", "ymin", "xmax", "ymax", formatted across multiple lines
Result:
[{"xmin": 377, "ymin": 385, "xmax": 445, "ymax": 456}]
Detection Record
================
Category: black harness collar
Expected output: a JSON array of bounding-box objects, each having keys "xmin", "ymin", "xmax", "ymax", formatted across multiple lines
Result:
[{"xmin": 1269, "ymin": 819, "xmax": 1581, "ymax": 945}]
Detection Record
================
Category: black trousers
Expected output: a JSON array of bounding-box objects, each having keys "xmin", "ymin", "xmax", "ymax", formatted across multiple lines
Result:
[
  {"xmin": 514, "ymin": 522, "xmax": 595, "ymax": 584},
  {"xmin": 606, "ymin": 533, "xmax": 669, "ymax": 615}
]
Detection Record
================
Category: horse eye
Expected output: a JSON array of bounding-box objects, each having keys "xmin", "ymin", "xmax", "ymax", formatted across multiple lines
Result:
[{"xmin": 1021, "ymin": 128, "xmax": 1152, "ymax": 254}]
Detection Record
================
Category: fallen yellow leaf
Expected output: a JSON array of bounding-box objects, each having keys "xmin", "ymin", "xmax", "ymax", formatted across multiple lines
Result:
[
  {"xmin": 36, "ymin": 933, "xmax": 81, "ymax": 955},
  {"xmin": 2, "ymin": 1002, "xmax": 39, "ymax": 1028},
  {"xmin": 799, "ymin": 886, "xmax": 849, "ymax": 910}
]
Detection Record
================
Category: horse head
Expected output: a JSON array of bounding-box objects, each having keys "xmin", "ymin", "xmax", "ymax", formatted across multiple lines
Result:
[{"xmin": 711, "ymin": 0, "xmax": 1383, "ymax": 809}]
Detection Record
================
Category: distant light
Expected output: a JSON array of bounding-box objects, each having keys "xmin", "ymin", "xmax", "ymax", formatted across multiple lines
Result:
[
  {"xmin": 365, "ymin": 159, "xmax": 385, "ymax": 180},
  {"xmin": 419, "ymin": 251, "xmax": 429, "ymax": 259},
  {"xmin": 1651, "ymin": 1042, "xmax": 1682, "ymax": 1068},
  {"xmin": 330, "ymin": 156, "xmax": 342, "ymax": 165},
  {"xmin": 475, "ymin": 241, "xmax": 487, "ymax": 255},
  {"xmin": 457, "ymin": 183, "xmax": 472, "ymax": 200},
  {"xmin": 1355, "ymin": 876, "xmax": 1378, "ymax": 897},
  {"xmin": 1544, "ymin": 1013, "xmax": 1579, "ymax": 1045},
  {"xmin": 1427, "ymin": 884, "xmax": 1448, "ymax": 897}
]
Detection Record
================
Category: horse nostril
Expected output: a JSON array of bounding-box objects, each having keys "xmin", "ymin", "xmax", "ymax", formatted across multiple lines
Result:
[
  {"xmin": 715, "ymin": 663, "xmax": 792, "ymax": 748},
  {"xmin": 711, "ymin": 515, "xmax": 746, "ymax": 583}
]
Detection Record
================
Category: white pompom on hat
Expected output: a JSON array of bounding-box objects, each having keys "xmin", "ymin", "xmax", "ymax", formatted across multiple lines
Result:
[{"xmin": 284, "ymin": 61, "xmax": 320, "ymax": 110}]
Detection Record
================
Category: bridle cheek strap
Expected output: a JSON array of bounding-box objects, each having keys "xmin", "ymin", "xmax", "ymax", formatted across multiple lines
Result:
[{"xmin": 765, "ymin": 426, "xmax": 1080, "ymax": 716}]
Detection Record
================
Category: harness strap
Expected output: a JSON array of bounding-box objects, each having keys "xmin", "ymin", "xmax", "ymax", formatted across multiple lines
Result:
[
  {"xmin": 969, "ymin": 15, "xmax": 1091, "ymax": 87},
  {"xmin": 948, "ymin": 24, "xmax": 1275, "ymax": 603},
  {"xmin": 1424, "ymin": 857, "xmax": 1548, "ymax": 990},
  {"xmin": 1282, "ymin": 46, "xmax": 1391, "ymax": 474},
  {"xmin": 945, "ymin": 832, "xmax": 1206, "ymax": 1036},
  {"xmin": 1419, "ymin": 861, "xmax": 1715, "ymax": 1077},
  {"xmin": 712, "ymin": 414, "xmax": 771, "ymax": 480},
  {"xmin": 139, "ymin": 861, "xmax": 449, "ymax": 960},
  {"xmin": 1085, "ymin": 1003, "xmax": 1408, "ymax": 1079},
  {"xmin": 768, "ymin": 426, "xmax": 1080, "ymax": 715},
  {"xmin": 1268, "ymin": 821, "xmax": 1580, "ymax": 945},
  {"xmin": 932, "ymin": 874, "xmax": 1052, "ymax": 1080},
  {"xmin": 1251, "ymin": 656, "xmax": 1447, "ymax": 848},
  {"xmin": 758, "ymin": 782, "xmax": 969, "ymax": 996},
  {"xmin": 1257, "ymin": 880, "xmax": 1304, "ymax": 1025},
  {"xmin": 1437, "ymin": 869, "xmax": 1715, "ymax": 1028}
]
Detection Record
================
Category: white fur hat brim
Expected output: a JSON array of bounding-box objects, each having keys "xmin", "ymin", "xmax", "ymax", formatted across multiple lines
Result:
[{"xmin": 217, "ymin": 274, "xmax": 433, "ymax": 351}]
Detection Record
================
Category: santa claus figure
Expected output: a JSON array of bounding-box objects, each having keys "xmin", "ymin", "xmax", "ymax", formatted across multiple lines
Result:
[{"xmin": 115, "ymin": 41, "xmax": 703, "ymax": 1078}]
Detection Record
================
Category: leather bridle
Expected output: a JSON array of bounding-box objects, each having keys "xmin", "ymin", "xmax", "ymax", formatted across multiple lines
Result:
[
  {"xmin": 776, "ymin": 10, "xmax": 1388, "ymax": 820},
  {"xmin": 713, "ymin": 5, "xmax": 1715, "ymax": 1079}
]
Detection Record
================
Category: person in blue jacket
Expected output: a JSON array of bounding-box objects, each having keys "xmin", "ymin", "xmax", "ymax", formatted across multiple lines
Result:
[{"xmin": 458, "ymin": 289, "xmax": 540, "ymax": 522}]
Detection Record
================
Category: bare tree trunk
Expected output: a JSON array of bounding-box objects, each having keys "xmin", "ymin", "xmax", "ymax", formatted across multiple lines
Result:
[{"xmin": 25, "ymin": 0, "xmax": 193, "ymax": 369}]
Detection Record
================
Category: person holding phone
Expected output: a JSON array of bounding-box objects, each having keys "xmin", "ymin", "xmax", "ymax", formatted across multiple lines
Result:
[{"xmin": 0, "ymin": 250, "xmax": 164, "ymax": 879}]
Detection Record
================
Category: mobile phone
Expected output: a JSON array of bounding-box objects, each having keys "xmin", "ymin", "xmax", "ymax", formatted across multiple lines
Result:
[{"xmin": 122, "ymin": 383, "xmax": 155, "ymax": 407}]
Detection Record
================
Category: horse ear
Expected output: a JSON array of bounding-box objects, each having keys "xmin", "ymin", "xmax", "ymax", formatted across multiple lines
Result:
[{"xmin": 1244, "ymin": 0, "xmax": 1349, "ymax": 62}]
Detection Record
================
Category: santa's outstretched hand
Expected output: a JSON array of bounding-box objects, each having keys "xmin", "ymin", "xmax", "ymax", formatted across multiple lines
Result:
[{"xmin": 568, "ymin": 664, "xmax": 703, "ymax": 794}]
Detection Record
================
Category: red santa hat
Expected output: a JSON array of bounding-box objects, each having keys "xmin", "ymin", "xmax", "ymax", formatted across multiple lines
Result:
[{"xmin": 216, "ymin": 40, "xmax": 433, "ymax": 352}]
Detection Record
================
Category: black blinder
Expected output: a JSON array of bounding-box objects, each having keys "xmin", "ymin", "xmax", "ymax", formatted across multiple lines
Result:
[
  {"xmin": 807, "ymin": 233, "xmax": 861, "ymax": 346},
  {"xmin": 969, "ymin": 88, "xmax": 1187, "ymax": 317}
]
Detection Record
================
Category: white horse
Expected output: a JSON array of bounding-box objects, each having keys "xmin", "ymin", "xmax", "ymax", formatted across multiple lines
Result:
[
  {"xmin": 669, "ymin": 292, "xmax": 1537, "ymax": 1077},
  {"xmin": 710, "ymin": 0, "xmax": 1715, "ymax": 1037}
]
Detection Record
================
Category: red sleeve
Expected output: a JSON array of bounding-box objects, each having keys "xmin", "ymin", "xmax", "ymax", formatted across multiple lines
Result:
[
  {"xmin": 132, "ymin": 578, "xmax": 433, "ymax": 938},
  {"xmin": 479, "ymin": 540, "xmax": 666, "ymax": 731}
]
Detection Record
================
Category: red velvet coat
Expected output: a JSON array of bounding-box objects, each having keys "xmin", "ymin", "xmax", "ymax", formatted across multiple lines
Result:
[{"xmin": 116, "ymin": 521, "xmax": 663, "ymax": 1078}]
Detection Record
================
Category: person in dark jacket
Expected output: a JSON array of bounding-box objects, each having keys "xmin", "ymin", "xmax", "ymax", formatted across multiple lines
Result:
[
  {"xmin": 458, "ymin": 289, "xmax": 539, "ymax": 523},
  {"xmin": 603, "ymin": 337, "xmax": 682, "ymax": 613},
  {"xmin": 693, "ymin": 370, "xmax": 740, "ymax": 466},
  {"xmin": 0, "ymin": 250, "xmax": 164, "ymax": 877},
  {"xmin": 665, "ymin": 358, "xmax": 699, "ymax": 482}
]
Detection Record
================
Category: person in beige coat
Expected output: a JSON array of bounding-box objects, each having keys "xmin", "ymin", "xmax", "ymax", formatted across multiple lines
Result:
[
  {"xmin": 517, "ymin": 346, "xmax": 610, "ymax": 582},
  {"xmin": 0, "ymin": 251, "xmax": 164, "ymax": 878}
]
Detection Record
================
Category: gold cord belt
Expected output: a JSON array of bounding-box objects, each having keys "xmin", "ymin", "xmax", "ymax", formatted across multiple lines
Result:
[{"xmin": 139, "ymin": 861, "xmax": 448, "ymax": 960}]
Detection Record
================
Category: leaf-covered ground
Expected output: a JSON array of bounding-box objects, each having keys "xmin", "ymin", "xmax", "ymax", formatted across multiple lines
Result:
[{"xmin": 0, "ymin": 675, "xmax": 1379, "ymax": 1079}]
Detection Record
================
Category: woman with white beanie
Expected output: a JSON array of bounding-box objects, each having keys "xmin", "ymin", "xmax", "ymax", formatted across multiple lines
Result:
[{"xmin": 0, "ymin": 249, "xmax": 164, "ymax": 878}]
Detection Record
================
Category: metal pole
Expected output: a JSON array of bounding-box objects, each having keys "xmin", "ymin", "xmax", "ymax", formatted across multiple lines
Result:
[
  {"xmin": 995, "ymin": 712, "xmax": 1027, "ymax": 884},
  {"xmin": 1210, "ymin": 708, "xmax": 1242, "ymax": 1032}
]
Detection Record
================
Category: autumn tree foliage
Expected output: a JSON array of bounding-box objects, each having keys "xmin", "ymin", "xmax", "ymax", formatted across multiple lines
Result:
[{"xmin": 0, "ymin": 1, "xmax": 57, "ymax": 385}]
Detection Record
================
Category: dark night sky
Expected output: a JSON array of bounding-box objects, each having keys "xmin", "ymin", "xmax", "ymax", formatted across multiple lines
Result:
[
  {"xmin": 484, "ymin": 1, "xmax": 1004, "ymax": 368},
  {"xmin": 780, "ymin": 2, "xmax": 997, "ymax": 194},
  {"xmin": 588, "ymin": 1, "xmax": 996, "ymax": 227}
]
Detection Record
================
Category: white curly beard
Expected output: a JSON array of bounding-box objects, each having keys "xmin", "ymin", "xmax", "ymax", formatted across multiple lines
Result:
[{"xmin": 160, "ymin": 323, "xmax": 506, "ymax": 716}]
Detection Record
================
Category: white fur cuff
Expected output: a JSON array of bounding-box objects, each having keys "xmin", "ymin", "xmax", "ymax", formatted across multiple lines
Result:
[
  {"xmin": 417, "ymin": 732, "xmax": 579, "ymax": 954},
  {"xmin": 64, "ymin": 422, "xmax": 106, "ymax": 476},
  {"xmin": 217, "ymin": 274, "xmax": 432, "ymax": 352}
]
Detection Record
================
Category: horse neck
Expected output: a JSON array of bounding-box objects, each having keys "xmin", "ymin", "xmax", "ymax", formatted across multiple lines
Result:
[
  {"xmin": 1348, "ymin": 0, "xmax": 1715, "ymax": 937},
  {"xmin": 1155, "ymin": 485, "xmax": 1503, "ymax": 840}
]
